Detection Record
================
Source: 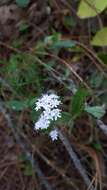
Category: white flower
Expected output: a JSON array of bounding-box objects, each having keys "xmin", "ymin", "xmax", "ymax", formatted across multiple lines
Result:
[
  {"xmin": 49, "ymin": 129, "xmax": 58, "ymax": 141},
  {"xmin": 43, "ymin": 109, "xmax": 61, "ymax": 121},
  {"xmin": 34, "ymin": 114, "xmax": 50, "ymax": 130},
  {"xmin": 34, "ymin": 93, "xmax": 62, "ymax": 141},
  {"xmin": 50, "ymin": 109, "xmax": 61, "ymax": 120},
  {"xmin": 35, "ymin": 93, "xmax": 61, "ymax": 111}
]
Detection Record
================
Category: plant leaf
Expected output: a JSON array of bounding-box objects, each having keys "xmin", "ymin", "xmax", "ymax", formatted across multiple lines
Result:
[
  {"xmin": 16, "ymin": 0, "xmax": 30, "ymax": 7},
  {"xmin": 85, "ymin": 105, "xmax": 106, "ymax": 119},
  {"xmin": 63, "ymin": 16, "xmax": 76, "ymax": 28},
  {"xmin": 77, "ymin": 0, "xmax": 107, "ymax": 18},
  {"xmin": 51, "ymin": 40, "xmax": 76, "ymax": 49},
  {"xmin": 6, "ymin": 98, "xmax": 35, "ymax": 111},
  {"xmin": 23, "ymin": 162, "xmax": 33, "ymax": 176},
  {"xmin": 98, "ymin": 53, "xmax": 107, "ymax": 64},
  {"xmin": 57, "ymin": 112, "xmax": 72, "ymax": 126},
  {"xmin": 91, "ymin": 27, "xmax": 107, "ymax": 46},
  {"xmin": 71, "ymin": 87, "xmax": 89, "ymax": 119},
  {"xmin": 44, "ymin": 34, "xmax": 76, "ymax": 49},
  {"xmin": 92, "ymin": 143, "xmax": 102, "ymax": 151}
]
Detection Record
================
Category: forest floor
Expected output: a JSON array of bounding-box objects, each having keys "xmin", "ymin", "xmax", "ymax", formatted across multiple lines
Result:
[{"xmin": 0, "ymin": 1, "xmax": 107, "ymax": 190}]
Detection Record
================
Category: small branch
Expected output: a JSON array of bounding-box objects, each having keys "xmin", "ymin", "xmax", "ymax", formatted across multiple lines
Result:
[
  {"xmin": 58, "ymin": 129, "xmax": 94, "ymax": 190},
  {"xmin": 34, "ymin": 146, "xmax": 79, "ymax": 190},
  {"xmin": 97, "ymin": 120, "xmax": 107, "ymax": 135}
]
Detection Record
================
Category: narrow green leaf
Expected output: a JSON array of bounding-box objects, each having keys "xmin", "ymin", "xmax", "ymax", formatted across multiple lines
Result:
[
  {"xmin": 85, "ymin": 105, "xmax": 106, "ymax": 119},
  {"xmin": 50, "ymin": 40, "xmax": 76, "ymax": 49},
  {"xmin": 91, "ymin": 27, "xmax": 107, "ymax": 46},
  {"xmin": 71, "ymin": 87, "xmax": 89, "ymax": 119}
]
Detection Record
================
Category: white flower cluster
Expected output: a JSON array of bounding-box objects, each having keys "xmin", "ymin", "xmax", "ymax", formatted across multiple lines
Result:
[{"xmin": 34, "ymin": 93, "xmax": 61, "ymax": 141}]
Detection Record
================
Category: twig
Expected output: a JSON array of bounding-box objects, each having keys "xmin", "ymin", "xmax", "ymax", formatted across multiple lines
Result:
[
  {"xmin": 0, "ymin": 167, "xmax": 8, "ymax": 180},
  {"xmin": 57, "ymin": 129, "xmax": 94, "ymax": 190},
  {"xmin": 97, "ymin": 120, "xmax": 107, "ymax": 135},
  {"xmin": 34, "ymin": 146, "xmax": 79, "ymax": 190},
  {"xmin": 33, "ymin": 51, "xmax": 92, "ymax": 93},
  {"xmin": 77, "ymin": 42, "xmax": 107, "ymax": 71},
  {"xmin": 0, "ymin": 41, "xmax": 92, "ymax": 92}
]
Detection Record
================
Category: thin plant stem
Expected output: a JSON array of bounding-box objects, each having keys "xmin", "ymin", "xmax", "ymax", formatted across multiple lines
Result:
[{"xmin": 57, "ymin": 128, "xmax": 94, "ymax": 190}]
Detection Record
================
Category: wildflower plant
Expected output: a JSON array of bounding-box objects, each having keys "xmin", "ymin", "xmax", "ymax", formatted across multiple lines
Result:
[{"xmin": 34, "ymin": 93, "xmax": 61, "ymax": 141}]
